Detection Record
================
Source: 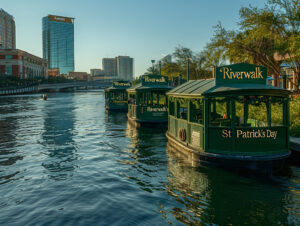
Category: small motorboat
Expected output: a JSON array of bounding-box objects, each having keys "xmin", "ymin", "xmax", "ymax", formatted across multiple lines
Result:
[{"xmin": 42, "ymin": 94, "xmax": 47, "ymax": 100}]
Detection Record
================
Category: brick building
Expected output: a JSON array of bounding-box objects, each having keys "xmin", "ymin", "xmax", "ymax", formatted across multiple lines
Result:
[
  {"xmin": 69, "ymin": 72, "xmax": 91, "ymax": 81},
  {"xmin": 47, "ymin": 68, "xmax": 60, "ymax": 77},
  {"xmin": 0, "ymin": 49, "xmax": 47, "ymax": 79}
]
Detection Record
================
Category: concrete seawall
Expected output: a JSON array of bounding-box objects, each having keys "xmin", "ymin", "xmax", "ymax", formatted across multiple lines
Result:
[{"xmin": 0, "ymin": 85, "xmax": 38, "ymax": 95}]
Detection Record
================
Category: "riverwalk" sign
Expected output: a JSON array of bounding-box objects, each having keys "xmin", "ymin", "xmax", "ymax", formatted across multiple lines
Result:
[
  {"xmin": 216, "ymin": 63, "xmax": 267, "ymax": 85},
  {"xmin": 141, "ymin": 75, "xmax": 168, "ymax": 86}
]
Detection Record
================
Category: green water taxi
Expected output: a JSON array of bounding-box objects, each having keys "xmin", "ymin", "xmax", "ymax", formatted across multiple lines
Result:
[
  {"xmin": 127, "ymin": 74, "xmax": 173, "ymax": 126},
  {"xmin": 166, "ymin": 63, "xmax": 291, "ymax": 170},
  {"xmin": 105, "ymin": 81, "xmax": 131, "ymax": 111}
]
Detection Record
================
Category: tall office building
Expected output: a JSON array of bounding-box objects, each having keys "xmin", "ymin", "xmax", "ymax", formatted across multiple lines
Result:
[
  {"xmin": 116, "ymin": 56, "xmax": 134, "ymax": 81},
  {"xmin": 42, "ymin": 15, "xmax": 74, "ymax": 75},
  {"xmin": 0, "ymin": 9, "xmax": 16, "ymax": 49},
  {"xmin": 102, "ymin": 58, "xmax": 116, "ymax": 76}
]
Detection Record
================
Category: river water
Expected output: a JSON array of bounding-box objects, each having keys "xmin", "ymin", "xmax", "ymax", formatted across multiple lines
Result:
[{"xmin": 0, "ymin": 91, "xmax": 299, "ymax": 225}]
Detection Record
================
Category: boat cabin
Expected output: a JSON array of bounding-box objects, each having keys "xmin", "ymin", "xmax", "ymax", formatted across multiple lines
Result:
[
  {"xmin": 105, "ymin": 81, "xmax": 131, "ymax": 111},
  {"xmin": 127, "ymin": 74, "xmax": 173, "ymax": 125},
  {"xmin": 166, "ymin": 63, "xmax": 291, "ymax": 168}
]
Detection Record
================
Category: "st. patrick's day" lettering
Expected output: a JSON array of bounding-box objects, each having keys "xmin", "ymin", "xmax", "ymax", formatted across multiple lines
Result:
[{"xmin": 222, "ymin": 129, "xmax": 277, "ymax": 139}]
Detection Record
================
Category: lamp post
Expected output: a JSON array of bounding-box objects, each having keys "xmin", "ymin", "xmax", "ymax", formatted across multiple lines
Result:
[
  {"xmin": 211, "ymin": 66, "xmax": 216, "ymax": 78},
  {"xmin": 282, "ymin": 69, "xmax": 287, "ymax": 89},
  {"xmin": 280, "ymin": 64, "xmax": 288, "ymax": 89},
  {"xmin": 159, "ymin": 61, "xmax": 161, "ymax": 75},
  {"xmin": 186, "ymin": 57, "xmax": 190, "ymax": 81},
  {"xmin": 151, "ymin": 60, "xmax": 155, "ymax": 74}
]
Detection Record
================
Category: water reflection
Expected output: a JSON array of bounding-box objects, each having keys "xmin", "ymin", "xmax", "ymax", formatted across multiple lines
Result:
[
  {"xmin": 165, "ymin": 147, "xmax": 299, "ymax": 225},
  {"xmin": 41, "ymin": 94, "xmax": 78, "ymax": 180},
  {"xmin": 123, "ymin": 121, "xmax": 168, "ymax": 193},
  {"xmin": 0, "ymin": 96, "xmax": 37, "ymax": 184},
  {"xmin": 105, "ymin": 111, "xmax": 128, "ymax": 125}
]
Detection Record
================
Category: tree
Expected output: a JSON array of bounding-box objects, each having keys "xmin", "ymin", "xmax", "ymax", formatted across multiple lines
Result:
[
  {"xmin": 205, "ymin": 0, "xmax": 299, "ymax": 89},
  {"xmin": 160, "ymin": 46, "xmax": 211, "ymax": 80},
  {"xmin": 145, "ymin": 66, "xmax": 160, "ymax": 75}
]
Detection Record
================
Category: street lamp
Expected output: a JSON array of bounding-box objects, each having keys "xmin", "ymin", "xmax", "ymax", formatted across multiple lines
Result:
[
  {"xmin": 282, "ymin": 69, "xmax": 287, "ymax": 89},
  {"xmin": 151, "ymin": 60, "xmax": 155, "ymax": 74},
  {"xmin": 280, "ymin": 64, "xmax": 288, "ymax": 89},
  {"xmin": 186, "ymin": 57, "xmax": 190, "ymax": 81}
]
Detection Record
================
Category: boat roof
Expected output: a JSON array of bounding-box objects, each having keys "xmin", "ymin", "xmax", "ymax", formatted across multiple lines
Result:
[
  {"xmin": 167, "ymin": 79, "xmax": 291, "ymax": 97},
  {"xmin": 167, "ymin": 79, "xmax": 215, "ymax": 96},
  {"xmin": 105, "ymin": 86, "xmax": 129, "ymax": 91},
  {"xmin": 127, "ymin": 82, "xmax": 173, "ymax": 92}
]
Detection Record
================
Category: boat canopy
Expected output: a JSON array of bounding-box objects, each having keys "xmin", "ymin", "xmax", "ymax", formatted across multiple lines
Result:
[
  {"xmin": 168, "ymin": 79, "xmax": 290, "ymax": 97},
  {"xmin": 167, "ymin": 79, "xmax": 215, "ymax": 97},
  {"xmin": 168, "ymin": 63, "xmax": 291, "ymax": 97}
]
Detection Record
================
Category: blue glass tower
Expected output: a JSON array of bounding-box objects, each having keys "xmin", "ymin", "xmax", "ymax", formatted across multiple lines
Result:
[{"xmin": 43, "ymin": 15, "xmax": 74, "ymax": 75}]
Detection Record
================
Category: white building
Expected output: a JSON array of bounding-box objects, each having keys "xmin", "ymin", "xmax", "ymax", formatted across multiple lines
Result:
[{"xmin": 116, "ymin": 56, "xmax": 134, "ymax": 81}]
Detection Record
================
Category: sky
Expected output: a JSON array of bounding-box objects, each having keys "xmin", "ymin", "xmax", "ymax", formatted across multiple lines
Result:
[{"xmin": 1, "ymin": 0, "xmax": 267, "ymax": 77}]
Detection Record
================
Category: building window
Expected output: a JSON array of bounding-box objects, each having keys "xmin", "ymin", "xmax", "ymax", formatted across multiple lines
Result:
[
  {"xmin": 5, "ymin": 65, "xmax": 12, "ymax": 75},
  {"xmin": 5, "ymin": 55, "xmax": 12, "ymax": 59}
]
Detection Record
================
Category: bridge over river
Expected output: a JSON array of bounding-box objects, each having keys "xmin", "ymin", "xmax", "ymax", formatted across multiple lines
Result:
[
  {"xmin": 38, "ymin": 80, "xmax": 113, "ymax": 92},
  {"xmin": 0, "ymin": 80, "xmax": 114, "ymax": 95}
]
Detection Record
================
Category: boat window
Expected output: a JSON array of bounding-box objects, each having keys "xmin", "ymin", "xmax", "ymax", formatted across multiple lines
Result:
[
  {"xmin": 190, "ymin": 99, "xmax": 204, "ymax": 124},
  {"xmin": 209, "ymin": 97, "xmax": 231, "ymax": 127},
  {"xmin": 111, "ymin": 91, "xmax": 127, "ymax": 101},
  {"xmin": 139, "ymin": 93, "xmax": 147, "ymax": 105},
  {"xmin": 235, "ymin": 97, "xmax": 248, "ymax": 127},
  {"xmin": 147, "ymin": 92, "xmax": 167, "ymax": 106},
  {"xmin": 246, "ymin": 96, "xmax": 267, "ymax": 127},
  {"xmin": 159, "ymin": 93, "xmax": 167, "ymax": 105},
  {"xmin": 235, "ymin": 96, "xmax": 268, "ymax": 127},
  {"xmin": 121, "ymin": 91, "xmax": 127, "ymax": 100},
  {"xmin": 153, "ymin": 92, "xmax": 159, "ymax": 105},
  {"xmin": 128, "ymin": 93, "xmax": 136, "ymax": 105},
  {"xmin": 169, "ymin": 100, "xmax": 175, "ymax": 116},
  {"xmin": 271, "ymin": 97, "xmax": 284, "ymax": 126},
  {"xmin": 177, "ymin": 99, "xmax": 188, "ymax": 120}
]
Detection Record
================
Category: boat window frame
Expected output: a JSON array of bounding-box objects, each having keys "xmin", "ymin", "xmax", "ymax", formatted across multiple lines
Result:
[{"xmin": 208, "ymin": 97, "xmax": 232, "ymax": 127}]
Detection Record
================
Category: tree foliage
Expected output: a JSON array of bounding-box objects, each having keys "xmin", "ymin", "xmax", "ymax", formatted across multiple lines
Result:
[
  {"xmin": 144, "ymin": 0, "xmax": 299, "ymax": 88},
  {"xmin": 205, "ymin": 0, "xmax": 300, "ymax": 89},
  {"xmin": 159, "ymin": 46, "xmax": 212, "ymax": 80}
]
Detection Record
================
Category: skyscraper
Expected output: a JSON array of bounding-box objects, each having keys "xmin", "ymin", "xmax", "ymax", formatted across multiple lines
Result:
[
  {"xmin": 102, "ymin": 58, "xmax": 116, "ymax": 77},
  {"xmin": 0, "ymin": 9, "xmax": 16, "ymax": 49},
  {"xmin": 42, "ymin": 15, "xmax": 74, "ymax": 75},
  {"xmin": 115, "ymin": 56, "xmax": 134, "ymax": 81}
]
